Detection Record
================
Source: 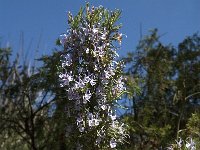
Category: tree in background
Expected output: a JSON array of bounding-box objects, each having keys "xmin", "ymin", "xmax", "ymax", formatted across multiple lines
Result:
[
  {"xmin": 174, "ymin": 33, "xmax": 200, "ymax": 138},
  {"xmin": 123, "ymin": 30, "xmax": 200, "ymax": 149},
  {"xmin": 0, "ymin": 47, "xmax": 55, "ymax": 149},
  {"xmin": 171, "ymin": 33, "xmax": 200, "ymax": 150},
  {"xmin": 123, "ymin": 29, "xmax": 176, "ymax": 149}
]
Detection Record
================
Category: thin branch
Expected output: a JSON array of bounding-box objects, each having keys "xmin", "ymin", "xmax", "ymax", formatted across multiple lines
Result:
[{"xmin": 185, "ymin": 92, "xmax": 200, "ymax": 101}]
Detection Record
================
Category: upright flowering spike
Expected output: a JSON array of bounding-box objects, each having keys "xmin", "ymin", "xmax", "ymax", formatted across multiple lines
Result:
[{"xmin": 58, "ymin": 4, "xmax": 127, "ymax": 149}]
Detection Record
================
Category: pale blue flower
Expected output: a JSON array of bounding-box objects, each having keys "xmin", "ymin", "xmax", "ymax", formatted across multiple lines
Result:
[
  {"xmin": 86, "ymin": 48, "xmax": 90, "ymax": 54},
  {"xmin": 166, "ymin": 146, "xmax": 173, "ymax": 150},
  {"xmin": 110, "ymin": 138, "xmax": 117, "ymax": 148},
  {"xmin": 75, "ymin": 77, "xmax": 85, "ymax": 89},
  {"xmin": 92, "ymin": 27, "xmax": 98, "ymax": 34},
  {"xmin": 100, "ymin": 104, "xmax": 107, "ymax": 110},
  {"xmin": 60, "ymin": 33, "xmax": 68, "ymax": 45},
  {"xmin": 59, "ymin": 71, "xmax": 73, "ymax": 86},
  {"xmin": 83, "ymin": 89, "xmax": 92, "ymax": 104},
  {"xmin": 62, "ymin": 54, "xmax": 72, "ymax": 67},
  {"xmin": 186, "ymin": 137, "xmax": 196, "ymax": 150},
  {"xmin": 175, "ymin": 137, "xmax": 183, "ymax": 148}
]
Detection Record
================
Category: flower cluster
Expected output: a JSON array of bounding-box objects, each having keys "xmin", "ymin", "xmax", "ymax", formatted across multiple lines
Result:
[
  {"xmin": 58, "ymin": 5, "xmax": 127, "ymax": 149},
  {"xmin": 167, "ymin": 137, "xmax": 196, "ymax": 150}
]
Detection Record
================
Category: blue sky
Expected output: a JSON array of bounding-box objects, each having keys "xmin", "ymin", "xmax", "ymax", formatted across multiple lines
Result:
[{"xmin": 0, "ymin": 0, "xmax": 200, "ymax": 59}]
